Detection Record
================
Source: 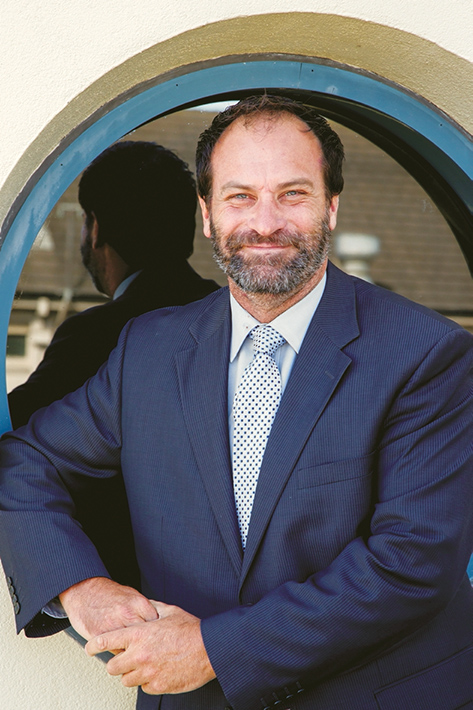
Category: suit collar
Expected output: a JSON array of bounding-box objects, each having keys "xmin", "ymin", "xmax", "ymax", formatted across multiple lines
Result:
[
  {"xmin": 189, "ymin": 286, "xmax": 231, "ymax": 343},
  {"xmin": 311, "ymin": 261, "xmax": 360, "ymax": 348}
]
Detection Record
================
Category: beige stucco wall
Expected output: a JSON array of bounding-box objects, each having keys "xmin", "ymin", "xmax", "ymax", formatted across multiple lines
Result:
[
  {"xmin": 0, "ymin": 568, "xmax": 137, "ymax": 708},
  {"xmin": 0, "ymin": 2, "xmax": 471, "ymax": 708}
]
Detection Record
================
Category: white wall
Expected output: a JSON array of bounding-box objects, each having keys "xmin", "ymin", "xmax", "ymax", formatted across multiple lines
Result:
[{"xmin": 0, "ymin": 0, "xmax": 471, "ymax": 190}]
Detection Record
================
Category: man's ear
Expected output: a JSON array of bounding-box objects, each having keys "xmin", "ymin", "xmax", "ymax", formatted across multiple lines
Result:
[
  {"xmin": 198, "ymin": 197, "xmax": 211, "ymax": 240},
  {"xmin": 328, "ymin": 195, "xmax": 339, "ymax": 231},
  {"xmin": 90, "ymin": 213, "xmax": 101, "ymax": 249}
]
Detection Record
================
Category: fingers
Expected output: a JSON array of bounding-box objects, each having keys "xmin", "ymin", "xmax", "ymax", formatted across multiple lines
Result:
[
  {"xmin": 85, "ymin": 608, "xmax": 168, "ymax": 660},
  {"xmin": 84, "ymin": 602, "xmax": 180, "ymax": 656},
  {"xmin": 148, "ymin": 600, "xmax": 174, "ymax": 617},
  {"xmin": 92, "ymin": 624, "xmax": 170, "ymax": 694},
  {"xmin": 85, "ymin": 608, "xmax": 214, "ymax": 695},
  {"xmin": 87, "ymin": 625, "xmax": 154, "ymax": 686},
  {"xmin": 86, "ymin": 618, "xmax": 158, "ymax": 660},
  {"xmin": 85, "ymin": 627, "xmax": 129, "ymax": 658},
  {"xmin": 85, "ymin": 621, "xmax": 156, "ymax": 660},
  {"xmin": 128, "ymin": 595, "xmax": 159, "ymax": 624},
  {"xmin": 147, "ymin": 600, "xmax": 161, "ymax": 615},
  {"xmin": 106, "ymin": 638, "xmax": 144, "ymax": 677}
]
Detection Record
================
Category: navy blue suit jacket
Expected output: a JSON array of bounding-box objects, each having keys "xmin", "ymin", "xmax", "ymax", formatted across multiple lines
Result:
[{"xmin": 0, "ymin": 263, "xmax": 472, "ymax": 710}]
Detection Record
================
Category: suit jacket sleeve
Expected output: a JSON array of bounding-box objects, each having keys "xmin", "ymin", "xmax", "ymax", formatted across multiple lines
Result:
[
  {"xmin": 0, "ymin": 320, "xmax": 134, "ymax": 634},
  {"xmin": 201, "ymin": 326, "xmax": 473, "ymax": 709}
]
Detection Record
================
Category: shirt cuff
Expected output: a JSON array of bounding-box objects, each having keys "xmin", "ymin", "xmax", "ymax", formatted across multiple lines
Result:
[{"xmin": 42, "ymin": 597, "xmax": 68, "ymax": 619}]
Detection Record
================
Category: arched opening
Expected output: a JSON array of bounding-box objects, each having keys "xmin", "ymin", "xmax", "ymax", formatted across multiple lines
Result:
[{"xmin": 0, "ymin": 57, "xmax": 471, "ymax": 433}]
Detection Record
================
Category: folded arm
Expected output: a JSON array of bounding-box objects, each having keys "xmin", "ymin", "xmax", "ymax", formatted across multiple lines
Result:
[{"xmin": 0, "ymin": 321, "xmax": 134, "ymax": 634}]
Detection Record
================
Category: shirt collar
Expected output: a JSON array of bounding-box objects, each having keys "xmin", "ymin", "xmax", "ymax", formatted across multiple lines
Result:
[
  {"xmin": 113, "ymin": 270, "xmax": 142, "ymax": 300},
  {"xmin": 229, "ymin": 272, "xmax": 326, "ymax": 362}
]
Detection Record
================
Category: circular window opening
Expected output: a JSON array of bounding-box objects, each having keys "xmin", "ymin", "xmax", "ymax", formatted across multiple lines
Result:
[{"xmin": 1, "ymin": 58, "xmax": 472, "ymax": 429}]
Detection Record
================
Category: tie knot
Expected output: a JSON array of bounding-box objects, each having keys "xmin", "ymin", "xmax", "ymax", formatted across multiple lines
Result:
[{"xmin": 250, "ymin": 325, "xmax": 285, "ymax": 357}]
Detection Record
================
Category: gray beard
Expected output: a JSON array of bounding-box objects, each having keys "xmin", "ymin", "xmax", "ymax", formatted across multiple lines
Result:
[{"xmin": 210, "ymin": 215, "xmax": 331, "ymax": 296}]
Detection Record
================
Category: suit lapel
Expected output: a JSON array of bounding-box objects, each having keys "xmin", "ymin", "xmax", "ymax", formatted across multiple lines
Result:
[
  {"xmin": 241, "ymin": 264, "xmax": 360, "ymax": 583},
  {"xmin": 175, "ymin": 290, "xmax": 243, "ymax": 575}
]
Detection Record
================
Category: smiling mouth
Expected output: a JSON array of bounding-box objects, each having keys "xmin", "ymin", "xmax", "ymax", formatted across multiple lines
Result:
[{"xmin": 240, "ymin": 243, "xmax": 293, "ymax": 250}]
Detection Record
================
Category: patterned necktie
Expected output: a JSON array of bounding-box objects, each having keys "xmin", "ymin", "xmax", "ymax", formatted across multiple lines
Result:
[{"xmin": 232, "ymin": 324, "xmax": 286, "ymax": 548}]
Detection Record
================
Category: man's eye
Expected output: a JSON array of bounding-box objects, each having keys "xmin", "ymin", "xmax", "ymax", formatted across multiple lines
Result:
[
  {"xmin": 226, "ymin": 193, "xmax": 252, "ymax": 204},
  {"xmin": 285, "ymin": 190, "xmax": 306, "ymax": 197}
]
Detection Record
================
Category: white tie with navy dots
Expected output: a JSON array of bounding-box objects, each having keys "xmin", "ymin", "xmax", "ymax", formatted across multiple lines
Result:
[{"xmin": 232, "ymin": 324, "xmax": 286, "ymax": 548}]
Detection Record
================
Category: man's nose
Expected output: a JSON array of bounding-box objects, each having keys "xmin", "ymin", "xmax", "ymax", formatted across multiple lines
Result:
[{"xmin": 247, "ymin": 196, "xmax": 286, "ymax": 237}]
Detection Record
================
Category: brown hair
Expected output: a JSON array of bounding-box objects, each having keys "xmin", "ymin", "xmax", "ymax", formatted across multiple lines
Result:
[{"xmin": 196, "ymin": 94, "xmax": 344, "ymax": 201}]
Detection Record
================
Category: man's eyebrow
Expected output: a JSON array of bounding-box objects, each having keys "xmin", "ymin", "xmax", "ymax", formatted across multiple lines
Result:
[
  {"xmin": 277, "ymin": 178, "xmax": 316, "ymax": 190},
  {"xmin": 219, "ymin": 182, "xmax": 253, "ymax": 193},
  {"xmin": 219, "ymin": 178, "xmax": 316, "ymax": 193}
]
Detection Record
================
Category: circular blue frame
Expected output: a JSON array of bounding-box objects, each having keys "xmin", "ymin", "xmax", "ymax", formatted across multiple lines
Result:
[{"xmin": 0, "ymin": 58, "xmax": 472, "ymax": 433}]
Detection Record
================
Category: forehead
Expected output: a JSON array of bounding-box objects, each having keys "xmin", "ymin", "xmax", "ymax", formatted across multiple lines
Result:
[{"xmin": 210, "ymin": 112, "xmax": 325, "ymax": 188}]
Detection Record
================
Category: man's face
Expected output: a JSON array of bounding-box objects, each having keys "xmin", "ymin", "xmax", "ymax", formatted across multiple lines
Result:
[
  {"xmin": 199, "ymin": 113, "xmax": 339, "ymax": 296},
  {"xmin": 80, "ymin": 214, "xmax": 106, "ymax": 294}
]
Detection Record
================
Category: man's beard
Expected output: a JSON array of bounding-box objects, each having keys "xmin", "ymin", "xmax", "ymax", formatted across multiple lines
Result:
[
  {"xmin": 80, "ymin": 232, "xmax": 105, "ymax": 294},
  {"xmin": 210, "ymin": 211, "xmax": 331, "ymax": 296}
]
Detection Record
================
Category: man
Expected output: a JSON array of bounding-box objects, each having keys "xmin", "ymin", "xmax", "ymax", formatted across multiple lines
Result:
[
  {"xmin": 9, "ymin": 140, "xmax": 219, "ymax": 425},
  {"xmin": 0, "ymin": 96, "xmax": 472, "ymax": 710},
  {"xmin": 8, "ymin": 140, "xmax": 219, "ymax": 585}
]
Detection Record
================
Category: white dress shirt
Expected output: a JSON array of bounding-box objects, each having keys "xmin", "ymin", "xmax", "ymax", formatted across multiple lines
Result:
[{"xmin": 228, "ymin": 273, "xmax": 326, "ymax": 462}]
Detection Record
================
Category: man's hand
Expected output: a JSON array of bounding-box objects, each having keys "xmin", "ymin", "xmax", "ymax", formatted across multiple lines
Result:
[
  {"xmin": 59, "ymin": 577, "xmax": 158, "ymax": 641},
  {"xmin": 85, "ymin": 601, "xmax": 216, "ymax": 694}
]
